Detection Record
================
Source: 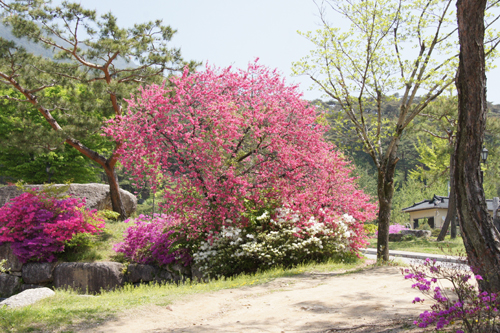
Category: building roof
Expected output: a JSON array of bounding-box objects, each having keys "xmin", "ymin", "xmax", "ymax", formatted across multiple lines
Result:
[{"xmin": 402, "ymin": 194, "xmax": 495, "ymax": 213}]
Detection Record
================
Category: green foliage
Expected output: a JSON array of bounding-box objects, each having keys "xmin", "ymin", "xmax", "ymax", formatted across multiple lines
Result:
[
  {"xmin": 59, "ymin": 232, "xmax": 98, "ymax": 262},
  {"xmin": 15, "ymin": 180, "xmax": 70, "ymax": 197},
  {"xmin": 0, "ymin": 147, "xmax": 102, "ymax": 184},
  {"xmin": 98, "ymin": 210, "xmax": 121, "ymax": 221},
  {"xmin": 431, "ymin": 228, "xmax": 441, "ymax": 237},
  {"xmin": 363, "ymin": 223, "xmax": 378, "ymax": 236},
  {"xmin": 410, "ymin": 136, "xmax": 451, "ymax": 183},
  {"xmin": 0, "ymin": 258, "xmax": 8, "ymax": 273},
  {"xmin": 417, "ymin": 220, "xmax": 432, "ymax": 231},
  {"xmin": 410, "ymin": 95, "xmax": 500, "ymax": 198}
]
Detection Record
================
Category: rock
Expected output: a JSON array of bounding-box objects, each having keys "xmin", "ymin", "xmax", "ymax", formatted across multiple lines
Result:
[
  {"xmin": 0, "ymin": 243, "xmax": 23, "ymax": 272},
  {"xmin": 22, "ymin": 262, "xmax": 57, "ymax": 284},
  {"xmin": 401, "ymin": 229, "xmax": 432, "ymax": 238},
  {"xmin": 53, "ymin": 262, "xmax": 124, "ymax": 294},
  {"xmin": 191, "ymin": 264, "xmax": 205, "ymax": 282},
  {"xmin": 155, "ymin": 268, "xmax": 174, "ymax": 283},
  {"xmin": 0, "ymin": 183, "xmax": 137, "ymax": 217},
  {"xmin": 0, "ymin": 273, "xmax": 21, "ymax": 298},
  {"xmin": 126, "ymin": 264, "xmax": 157, "ymax": 283},
  {"xmin": 0, "ymin": 287, "xmax": 55, "ymax": 308},
  {"xmin": 388, "ymin": 233, "xmax": 404, "ymax": 242},
  {"xmin": 170, "ymin": 263, "xmax": 191, "ymax": 277}
]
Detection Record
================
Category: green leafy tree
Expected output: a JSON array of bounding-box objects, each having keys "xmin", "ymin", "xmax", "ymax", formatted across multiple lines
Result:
[
  {"xmin": 0, "ymin": 0, "xmax": 196, "ymax": 218},
  {"xmin": 410, "ymin": 95, "xmax": 500, "ymax": 240},
  {"xmin": 293, "ymin": 0, "xmax": 460, "ymax": 260},
  {"xmin": 0, "ymin": 86, "xmax": 106, "ymax": 183}
]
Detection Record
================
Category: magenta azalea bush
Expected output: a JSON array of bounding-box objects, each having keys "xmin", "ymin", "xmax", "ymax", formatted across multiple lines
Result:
[
  {"xmin": 0, "ymin": 190, "xmax": 104, "ymax": 263},
  {"xmin": 113, "ymin": 214, "xmax": 190, "ymax": 267},
  {"xmin": 404, "ymin": 258, "xmax": 500, "ymax": 332}
]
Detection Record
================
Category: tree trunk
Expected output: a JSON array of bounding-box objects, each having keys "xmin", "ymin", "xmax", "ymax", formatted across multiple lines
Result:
[
  {"xmin": 451, "ymin": 216, "xmax": 457, "ymax": 239},
  {"xmin": 64, "ymin": 137, "xmax": 127, "ymax": 219},
  {"xmin": 376, "ymin": 156, "xmax": 398, "ymax": 261},
  {"xmin": 437, "ymin": 155, "xmax": 457, "ymax": 241},
  {"xmin": 103, "ymin": 163, "xmax": 126, "ymax": 220},
  {"xmin": 454, "ymin": 0, "xmax": 500, "ymax": 293}
]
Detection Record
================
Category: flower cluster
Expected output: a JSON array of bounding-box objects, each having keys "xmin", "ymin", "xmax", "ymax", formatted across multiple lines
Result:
[
  {"xmin": 376, "ymin": 223, "xmax": 407, "ymax": 235},
  {"xmin": 192, "ymin": 210, "xmax": 363, "ymax": 277},
  {"xmin": 113, "ymin": 214, "xmax": 191, "ymax": 267},
  {"xmin": 389, "ymin": 224, "xmax": 408, "ymax": 234},
  {"xmin": 403, "ymin": 258, "xmax": 500, "ymax": 332},
  {"xmin": 0, "ymin": 190, "xmax": 104, "ymax": 263}
]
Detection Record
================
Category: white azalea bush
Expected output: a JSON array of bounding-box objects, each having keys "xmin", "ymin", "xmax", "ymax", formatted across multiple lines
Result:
[{"xmin": 192, "ymin": 208, "xmax": 363, "ymax": 277}]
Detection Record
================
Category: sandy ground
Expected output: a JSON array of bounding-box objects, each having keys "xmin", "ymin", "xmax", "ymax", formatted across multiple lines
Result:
[{"xmin": 81, "ymin": 264, "xmax": 438, "ymax": 333}]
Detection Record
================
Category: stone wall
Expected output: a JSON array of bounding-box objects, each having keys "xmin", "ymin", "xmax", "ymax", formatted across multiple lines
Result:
[{"xmin": 0, "ymin": 243, "xmax": 197, "ymax": 298}]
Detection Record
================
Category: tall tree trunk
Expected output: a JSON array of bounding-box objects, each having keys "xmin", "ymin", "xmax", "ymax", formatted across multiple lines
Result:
[
  {"xmin": 376, "ymin": 155, "xmax": 398, "ymax": 261},
  {"xmin": 451, "ymin": 216, "xmax": 457, "ymax": 239},
  {"xmin": 437, "ymin": 155, "xmax": 457, "ymax": 241},
  {"xmin": 454, "ymin": 0, "xmax": 500, "ymax": 293}
]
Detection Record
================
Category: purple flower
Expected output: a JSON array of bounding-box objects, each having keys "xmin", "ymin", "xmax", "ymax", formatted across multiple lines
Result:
[{"xmin": 114, "ymin": 214, "xmax": 191, "ymax": 267}]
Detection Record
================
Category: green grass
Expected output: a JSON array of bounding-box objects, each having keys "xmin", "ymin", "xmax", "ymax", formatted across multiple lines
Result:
[
  {"xmin": 0, "ymin": 256, "xmax": 366, "ymax": 333},
  {"xmin": 57, "ymin": 220, "xmax": 128, "ymax": 263},
  {"xmin": 366, "ymin": 235, "xmax": 466, "ymax": 256}
]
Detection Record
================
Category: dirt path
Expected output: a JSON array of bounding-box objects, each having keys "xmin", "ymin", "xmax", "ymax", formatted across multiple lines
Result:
[{"xmin": 82, "ymin": 265, "xmax": 437, "ymax": 333}]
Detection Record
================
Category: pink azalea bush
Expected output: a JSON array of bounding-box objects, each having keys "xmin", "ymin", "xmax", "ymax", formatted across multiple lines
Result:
[
  {"xmin": 376, "ymin": 223, "xmax": 407, "ymax": 235},
  {"xmin": 0, "ymin": 189, "xmax": 104, "ymax": 263},
  {"xmin": 105, "ymin": 61, "xmax": 376, "ymax": 263},
  {"xmin": 404, "ymin": 258, "xmax": 500, "ymax": 332},
  {"xmin": 389, "ymin": 223, "xmax": 408, "ymax": 234},
  {"xmin": 113, "ymin": 214, "xmax": 190, "ymax": 266}
]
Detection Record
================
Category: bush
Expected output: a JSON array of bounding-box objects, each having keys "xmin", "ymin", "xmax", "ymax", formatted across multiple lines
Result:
[
  {"xmin": 376, "ymin": 223, "xmax": 407, "ymax": 235},
  {"xmin": 99, "ymin": 210, "xmax": 121, "ymax": 221},
  {"xmin": 389, "ymin": 224, "xmax": 408, "ymax": 234},
  {"xmin": 404, "ymin": 258, "xmax": 500, "ymax": 332},
  {"xmin": 192, "ymin": 210, "xmax": 364, "ymax": 278},
  {"xmin": 417, "ymin": 221, "xmax": 432, "ymax": 231},
  {"xmin": 0, "ymin": 188, "xmax": 104, "ymax": 263},
  {"xmin": 113, "ymin": 214, "xmax": 190, "ymax": 267},
  {"xmin": 431, "ymin": 228, "xmax": 441, "ymax": 237},
  {"xmin": 363, "ymin": 223, "xmax": 378, "ymax": 236}
]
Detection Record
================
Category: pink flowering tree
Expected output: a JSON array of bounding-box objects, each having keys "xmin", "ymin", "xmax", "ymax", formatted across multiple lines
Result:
[{"xmin": 105, "ymin": 61, "xmax": 376, "ymax": 241}]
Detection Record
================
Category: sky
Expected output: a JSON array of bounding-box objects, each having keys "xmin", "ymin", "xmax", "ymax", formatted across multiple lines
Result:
[{"xmin": 65, "ymin": 0, "xmax": 500, "ymax": 104}]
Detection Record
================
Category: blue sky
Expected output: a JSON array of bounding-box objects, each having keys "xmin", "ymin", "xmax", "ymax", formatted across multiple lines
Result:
[{"xmin": 76, "ymin": 0, "xmax": 500, "ymax": 104}]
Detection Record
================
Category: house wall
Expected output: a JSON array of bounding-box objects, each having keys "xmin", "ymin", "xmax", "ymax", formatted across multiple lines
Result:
[
  {"xmin": 408, "ymin": 209, "xmax": 448, "ymax": 228},
  {"xmin": 407, "ymin": 208, "xmax": 494, "ymax": 229}
]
